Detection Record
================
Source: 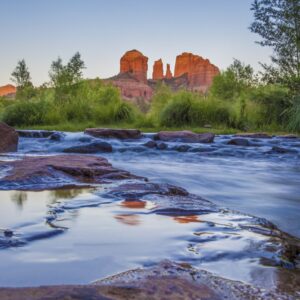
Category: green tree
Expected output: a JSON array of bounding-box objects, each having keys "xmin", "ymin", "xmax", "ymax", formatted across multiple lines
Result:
[
  {"xmin": 11, "ymin": 59, "xmax": 35, "ymax": 100},
  {"xmin": 210, "ymin": 59, "xmax": 256, "ymax": 100},
  {"xmin": 49, "ymin": 52, "xmax": 85, "ymax": 102},
  {"xmin": 250, "ymin": 0, "xmax": 300, "ymax": 92}
]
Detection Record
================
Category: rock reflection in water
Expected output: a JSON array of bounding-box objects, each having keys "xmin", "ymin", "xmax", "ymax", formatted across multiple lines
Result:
[
  {"xmin": 173, "ymin": 215, "xmax": 201, "ymax": 224},
  {"xmin": 114, "ymin": 214, "xmax": 141, "ymax": 226}
]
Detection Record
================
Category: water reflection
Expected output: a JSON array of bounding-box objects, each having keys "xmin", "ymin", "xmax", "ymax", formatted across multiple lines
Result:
[
  {"xmin": 114, "ymin": 214, "xmax": 141, "ymax": 226},
  {"xmin": 120, "ymin": 199, "xmax": 146, "ymax": 209},
  {"xmin": 173, "ymin": 215, "xmax": 201, "ymax": 224},
  {"xmin": 10, "ymin": 191, "xmax": 28, "ymax": 209},
  {"xmin": 49, "ymin": 189, "xmax": 91, "ymax": 203}
]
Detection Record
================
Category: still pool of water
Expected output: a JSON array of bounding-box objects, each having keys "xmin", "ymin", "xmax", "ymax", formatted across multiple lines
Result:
[{"xmin": 0, "ymin": 189, "xmax": 202, "ymax": 286}]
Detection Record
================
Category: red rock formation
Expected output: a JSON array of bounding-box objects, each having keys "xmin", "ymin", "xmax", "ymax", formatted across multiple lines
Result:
[
  {"xmin": 0, "ymin": 84, "xmax": 16, "ymax": 97},
  {"xmin": 109, "ymin": 50, "xmax": 220, "ymax": 100},
  {"xmin": 152, "ymin": 59, "xmax": 164, "ymax": 80},
  {"xmin": 120, "ymin": 50, "xmax": 148, "ymax": 83},
  {"xmin": 165, "ymin": 64, "xmax": 173, "ymax": 79},
  {"xmin": 110, "ymin": 72, "xmax": 153, "ymax": 101},
  {"xmin": 174, "ymin": 52, "xmax": 219, "ymax": 91}
]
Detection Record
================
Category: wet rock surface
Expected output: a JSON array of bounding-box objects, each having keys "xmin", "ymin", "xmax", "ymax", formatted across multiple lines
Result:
[
  {"xmin": 0, "ymin": 261, "xmax": 298, "ymax": 299},
  {"xmin": 154, "ymin": 131, "xmax": 215, "ymax": 143},
  {"xmin": 0, "ymin": 122, "xmax": 18, "ymax": 153},
  {"xmin": 85, "ymin": 128, "xmax": 142, "ymax": 139},
  {"xmin": 0, "ymin": 155, "xmax": 137, "ymax": 190},
  {"xmin": 235, "ymin": 132, "xmax": 272, "ymax": 139},
  {"xmin": 63, "ymin": 141, "xmax": 113, "ymax": 153},
  {"xmin": 228, "ymin": 138, "xmax": 251, "ymax": 146}
]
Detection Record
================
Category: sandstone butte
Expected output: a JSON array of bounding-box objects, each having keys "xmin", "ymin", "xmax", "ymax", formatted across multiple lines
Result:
[
  {"xmin": 0, "ymin": 84, "xmax": 16, "ymax": 98},
  {"xmin": 107, "ymin": 49, "xmax": 220, "ymax": 101}
]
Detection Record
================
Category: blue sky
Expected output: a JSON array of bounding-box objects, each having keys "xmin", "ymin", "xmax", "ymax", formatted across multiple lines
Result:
[{"xmin": 0, "ymin": 0, "xmax": 272, "ymax": 86}]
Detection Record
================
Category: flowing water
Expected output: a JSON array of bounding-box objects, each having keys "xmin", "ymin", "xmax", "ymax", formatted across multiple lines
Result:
[{"xmin": 0, "ymin": 131, "xmax": 299, "ymax": 290}]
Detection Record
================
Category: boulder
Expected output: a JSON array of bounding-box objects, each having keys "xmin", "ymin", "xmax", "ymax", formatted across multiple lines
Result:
[
  {"xmin": 173, "ymin": 145, "xmax": 191, "ymax": 152},
  {"xmin": 85, "ymin": 128, "xmax": 141, "ymax": 139},
  {"xmin": 63, "ymin": 142, "xmax": 113, "ymax": 153},
  {"xmin": 156, "ymin": 142, "xmax": 168, "ymax": 150},
  {"xmin": 271, "ymin": 146, "xmax": 297, "ymax": 154},
  {"xmin": 278, "ymin": 134, "xmax": 298, "ymax": 139},
  {"xmin": 0, "ymin": 122, "xmax": 18, "ymax": 152},
  {"xmin": 227, "ymin": 138, "xmax": 250, "ymax": 146},
  {"xmin": 235, "ymin": 133, "xmax": 272, "ymax": 139},
  {"xmin": 154, "ymin": 131, "xmax": 215, "ymax": 143},
  {"xmin": 49, "ymin": 132, "xmax": 65, "ymax": 141},
  {"xmin": 152, "ymin": 59, "xmax": 164, "ymax": 80},
  {"xmin": 143, "ymin": 140, "xmax": 157, "ymax": 148},
  {"xmin": 0, "ymin": 155, "xmax": 139, "ymax": 190}
]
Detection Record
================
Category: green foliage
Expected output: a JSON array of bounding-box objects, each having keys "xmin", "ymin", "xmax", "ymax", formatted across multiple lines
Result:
[
  {"xmin": 49, "ymin": 52, "xmax": 85, "ymax": 102},
  {"xmin": 248, "ymin": 85, "xmax": 291, "ymax": 126},
  {"xmin": 288, "ymin": 95, "xmax": 300, "ymax": 131},
  {"xmin": 11, "ymin": 59, "xmax": 35, "ymax": 100},
  {"xmin": 210, "ymin": 59, "xmax": 256, "ymax": 101},
  {"xmin": 250, "ymin": 0, "xmax": 300, "ymax": 93},
  {"xmin": 2, "ymin": 99, "xmax": 51, "ymax": 126},
  {"xmin": 159, "ymin": 91, "xmax": 231, "ymax": 127},
  {"xmin": 149, "ymin": 83, "xmax": 172, "ymax": 122}
]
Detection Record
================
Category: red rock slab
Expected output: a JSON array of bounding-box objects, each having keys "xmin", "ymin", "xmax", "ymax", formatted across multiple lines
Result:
[
  {"xmin": 235, "ymin": 132, "xmax": 272, "ymax": 139},
  {"xmin": 0, "ymin": 122, "xmax": 18, "ymax": 152},
  {"xmin": 155, "ymin": 130, "xmax": 215, "ymax": 143},
  {"xmin": 85, "ymin": 128, "xmax": 141, "ymax": 139},
  {"xmin": 0, "ymin": 155, "xmax": 138, "ymax": 190}
]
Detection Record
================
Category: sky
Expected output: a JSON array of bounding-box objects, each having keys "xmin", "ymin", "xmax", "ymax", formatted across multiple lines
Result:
[{"xmin": 0, "ymin": 0, "xmax": 272, "ymax": 86}]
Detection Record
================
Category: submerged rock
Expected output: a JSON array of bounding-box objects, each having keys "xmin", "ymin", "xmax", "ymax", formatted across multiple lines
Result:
[
  {"xmin": 278, "ymin": 134, "xmax": 299, "ymax": 139},
  {"xmin": 235, "ymin": 132, "xmax": 272, "ymax": 139},
  {"xmin": 63, "ymin": 142, "xmax": 113, "ymax": 153},
  {"xmin": 143, "ymin": 140, "xmax": 157, "ymax": 148},
  {"xmin": 227, "ymin": 138, "xmax": 251, "ymax": 146},
  {"xmin": 154, "ymin": 131, "xmax": 215, "ymax": 143},
  {"xmin": 85, "ymin": 128, "xmax": 141, "ymax": 139},
  {"xmin": 0, "ymin": 122, "xmax": 18, "ymax": 152},
  {"xmin": 0, "ymin": 155, "xmax": 138, "ymax": 190},
  {"xmin": 173, "ymin": 144, "xmax": 191, "ymax": 152},
  {"xmin": 49, "ymin": 132, "xmax": 65, "ymax": 141},
  {"xmin": 270, "ymin": 146, "xmax": 297, "ymax": 154}
]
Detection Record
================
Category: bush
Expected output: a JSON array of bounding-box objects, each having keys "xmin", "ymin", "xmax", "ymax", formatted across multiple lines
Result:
[
  {"xmin": 159, "ymin": 91, "xmax": 232, "ymax": 127},
  {"xmin": 288, "ymin": 96, "xmax": 300, "ymax": 132},
  {"xmin": 248, "ymin": 85, "xmax": 291, "ymax": 127},
  {"xmin": 2, "ymin": 99, "xmax": 51, "ymax": 126}
]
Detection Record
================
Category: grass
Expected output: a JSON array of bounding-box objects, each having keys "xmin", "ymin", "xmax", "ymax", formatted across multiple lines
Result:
[{"xmin": 16, "ymin": 122, "xmax": 297, "ymax": 136}]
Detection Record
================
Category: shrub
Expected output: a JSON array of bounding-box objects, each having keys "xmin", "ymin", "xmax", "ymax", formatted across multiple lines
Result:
[
  {"xmin": 288, "ymin": 96, "xmax": 300, "ymax": 132},
  {"xmin": 159, "ymin": 91, "xmax": 232, "ymax": 127},
  {"xmin": 249, "ymin": 85, "xmax": 291, "ymax": 127},
  {"xmin": 113, "ymin": 102, "xmax": 136, "ymax": 122},
  {"xmin": 2, "ymin": 99, "xmax": 51, "ymax": 126}
]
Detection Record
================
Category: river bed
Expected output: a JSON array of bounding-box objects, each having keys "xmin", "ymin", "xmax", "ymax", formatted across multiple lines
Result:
[{"xmin": 0, "ymin": 131, "xmax": 299, "ymax": 293}]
